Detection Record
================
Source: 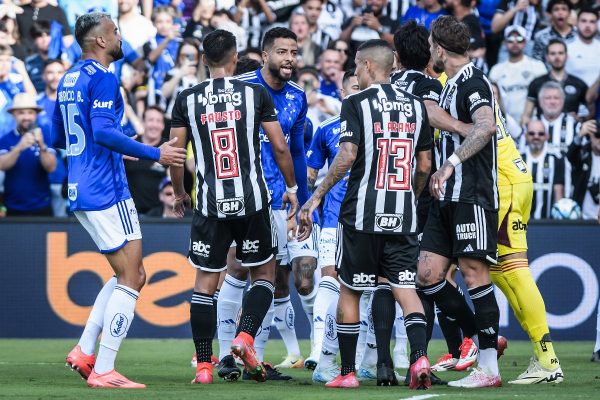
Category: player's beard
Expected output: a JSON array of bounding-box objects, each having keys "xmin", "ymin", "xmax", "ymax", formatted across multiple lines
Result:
[
  {"xmin": 268, "ymin": 61, "xmax": 295, "ymax": 82},
  {"xmin": 110, "ymin": 41, "xmax": 124, "ymax": 62}
]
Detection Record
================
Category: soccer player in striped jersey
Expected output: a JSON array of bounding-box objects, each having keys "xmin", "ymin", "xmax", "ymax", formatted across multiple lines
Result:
[
  {"xmin": 57, "ymin": 13, "xmax": 187, "ymax": 388},
  {"xmin": 299, "ymin": 39, "xmax": 433, "ymax": 389},
  {"xmin": 169, "ymin": 29, "xmax": 299, "ymax": 384},
  {"xmin": 418, "ymin": 16, "xmax": 502, "ymax": 388},
  {"xmin": 306, "ymin": 70, "xmax": 360, "ymax": 381}
]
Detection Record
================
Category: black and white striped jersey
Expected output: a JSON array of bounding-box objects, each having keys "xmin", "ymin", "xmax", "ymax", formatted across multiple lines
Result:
[
  {"xmin": 522, "ymin": 146, "xmax": 566, "ymax": 219},
  {"xmin": 338, "ymin": 83, "xmax": 432, "ymax": 234},
  {"xmin": 495, "ymin": 0, "xmax": 541, "ymax": 40},
  {"xmin": 436, "ymin": 62, "xmax": 498, "ymax": 210},
  {"xmin": 390, "ymin": 69, "xmax": 443, "ymax": 103},
  {"xmin": 171, "ymin": 77, "xmax": 278, "ymax": 219},
  {"xmin": 540, "ymin": 113, "xmax": 577, "ymax": 197}
]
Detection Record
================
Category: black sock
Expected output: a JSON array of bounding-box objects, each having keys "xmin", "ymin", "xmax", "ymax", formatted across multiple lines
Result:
[
  {"xmin": 371, "ymin": 284, "xmax": 395, "ymax": 368},
  {"xmin": 213, "ymin": 289, "xmax": 220, "ymax": 308},
  {"xmin": 417, "ymin": 290, "xmax": 435, "ymax": 344},
  {"xmin": 404, "ymin": 312, "xmax": 427, "ymax": 364},
  {"xmin": 420, "ymin": 280, "xmax": 476, "ymax": 338},
  {"xmin": 337, "ymin": 322, "xmax": 360, "ymax": 375},
  {"xmin": 468, "ymin": 284, "xmax": 499, "ymax": 350},
  {"xmin": 237, "ymin": 279, "xmax": 274, "ymax": 338},
  {"xmin": 191, "ymin": 292, "xmax": 216, "ymax": 363},
  {"xmin": 436, "ymin": 306, "xmax": 463, "ymax": 358}
]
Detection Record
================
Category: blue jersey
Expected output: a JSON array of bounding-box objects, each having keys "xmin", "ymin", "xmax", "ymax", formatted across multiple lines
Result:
[
  {"xmin": 402, "ymin": 6, "xmax": 447, "ymax": 30},
  {"xmin": 236, "ymin": 69, "xmax": 308, "ymax": 208},
  {"xmin": 307, "ymin": 115, "xmax": 347, "ymax": 229},
  {"xmin": 52, "ymin": 59, "xmax": 130, "ymax": 211},
  {"xmin": 66, "ymin": 40, "xmax": 138, "ymax": 81}
]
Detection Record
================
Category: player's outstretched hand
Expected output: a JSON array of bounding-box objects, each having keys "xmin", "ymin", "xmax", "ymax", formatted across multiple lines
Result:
[
  {"xmin": 429, "ymin": 161, "xmax": 454, "ymax": 200},
  {"xmin": 297, "ymin": 196, "xmax": 321, "ymax": 241},
  {"xmin": 158, "ymin": 137, "xmax": 187, "ymax": 167},
  {"xmin": 282, "ymin": 191, "xmax": 299, "ymax": 221},
  {"xmin": 173, "ymin": 193, "xmax": 191, "ymax": 218}
]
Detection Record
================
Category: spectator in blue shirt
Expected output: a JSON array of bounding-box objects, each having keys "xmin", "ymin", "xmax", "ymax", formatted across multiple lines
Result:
[
  {"xmin": 0, "ymin": 44, "xmax": 34, "ymax": 135},
  {"xmin": 25, "ymin": 20, "xmax": 52, "ymax": 93},
  {"xmin": 0, "ymin": 93, "xmax": 56, "ymax": 216},
  {"xmin": 402, "ymin": 0, "xmax": 447, "ymax": 29}
]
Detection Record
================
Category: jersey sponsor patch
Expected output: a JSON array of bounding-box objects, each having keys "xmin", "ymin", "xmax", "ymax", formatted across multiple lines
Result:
[
  {"xmin": 217, "ymin": 197, "xmax": 245, "ymax": 215},
  {"xmin": 467, "ymin": 91, "xmax": 490, "ymax": 111},
  {"xmin": 375, "ymin": 213, "xmax": 403, "ymax": 231},
  {"xmin": 62, "ymin": 71, "xmax": 80, "ymax": 87}
]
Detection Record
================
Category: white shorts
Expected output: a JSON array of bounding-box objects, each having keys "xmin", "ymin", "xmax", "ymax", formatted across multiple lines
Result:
[
  {"xmin": 74, "ymin": 198, "xmax": 142, "ymax": 253},
  {"xmin": 273, "ymin": 209, "xmax": 319, "ymax": 265},
  {"xmin": 318, "ymin": 227, "xmax": 337, "ymax": 269}
]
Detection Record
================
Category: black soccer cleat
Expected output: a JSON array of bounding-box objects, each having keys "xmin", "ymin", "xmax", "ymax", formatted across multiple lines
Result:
[
  {"xmin": 243, "ymin": 362, "xmax": 293, "ymax": 381},
  {"xmin": 404, "ymin": 368, "xmax": 447, "ymax": 386},
  {"xmin": 591, "ymin": 350, "xmax": 600, "ymax": 362},
  {"xmin": 376, "ymin": 364, "xmax": 398, "ymax": 386},
  {"xmin": 218, "ymin": 355, "xmax": 241, "ymax": 381}
]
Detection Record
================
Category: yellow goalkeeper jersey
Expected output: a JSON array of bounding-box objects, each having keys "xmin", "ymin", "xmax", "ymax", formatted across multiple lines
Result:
[{"xmin": 437, "ymin": 72, "xmax": 531, "ymax": 186}]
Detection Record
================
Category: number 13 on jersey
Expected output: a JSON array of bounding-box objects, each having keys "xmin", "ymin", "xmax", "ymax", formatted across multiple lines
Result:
[{"xmin": 376, "ymin": 138, "xmax": 413, "ymax": 191}]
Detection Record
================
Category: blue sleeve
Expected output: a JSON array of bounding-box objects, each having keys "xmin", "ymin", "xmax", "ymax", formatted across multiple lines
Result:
[
  {"xmin": 92, "ymin": 114, "xmax": 160, "ymax": 161},
  {"xmin": 307, "ymin": 126, "xmax": 327, "ymax": 170},
  {"xmin": 291, "ymin": 94, "xmax": 309, "ymax": 205},
  {"xmin": 51, "ymin": 102, "xmax": 66, "ymax": 149},
  {"xmin": 89, "ymin": 73, "xmax": 122, "ymax": 121},
  {"xmin": 123, "ymin": 40, "xmax": 138, "ymax": 64},
  {"xmin": 304, "ymin": 118, "xmax": 313, "ymax": 153}
]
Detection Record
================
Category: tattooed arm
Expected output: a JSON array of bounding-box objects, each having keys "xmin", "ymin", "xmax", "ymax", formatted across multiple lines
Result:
[
  {"xmin": 413, "ymin": 150, "xmax": 432, "ymax": 199},
  {"xmin": 307, "ymin": 167, "xmax": 318, "ymax": 193},
  {"xmin": 429, "ymin": 105, "xmax": 495, "ymax": 199}
]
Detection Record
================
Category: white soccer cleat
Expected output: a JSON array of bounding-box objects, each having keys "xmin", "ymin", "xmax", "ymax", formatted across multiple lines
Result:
[
  {"xmin": 431, "ymin": 353, "xmax": 459, "ymax": 372},
  {"xmin": 274, "ymin": 354, "xmax": 304, "ymax": 369},
  {"xmin": 312, "ymin": 364, "xmax": 340, "ymax": 383},
  {"xmin": 448, "ymin": 367, "xmax": 501, "ymax": 388},
  {"xmin": 393, "ymin": 346, "xmax": 410, "ymax": 369},
  {"xmin": 508, "ymin": 357, "xmax": 564, "ymax": 384},
  {"xmin": 305, "ymin": 344, "xmax": 320, "ymax": 370},
  {"xmin": 356, "ymin": 366, "xmax": 377, "ymax": 381}
]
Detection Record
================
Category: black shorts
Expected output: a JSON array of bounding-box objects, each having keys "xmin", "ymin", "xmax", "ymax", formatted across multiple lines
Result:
[
  {"xmin": 336, "ymin": 224, "xmax": 418, "ymax": 290},
  {"xmin": 188, "ymin": 208, "xmax": 277, "ymax": 271},
  {"xmin": 420, "ymin": 201, "xmax": 498, "ymax": 264}
]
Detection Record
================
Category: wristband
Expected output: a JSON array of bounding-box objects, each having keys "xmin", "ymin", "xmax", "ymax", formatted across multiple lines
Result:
[
  {"xmin": 286, "ymin": 185, "xmax": 298, "ymax": 194},
  {"xmin": 448, "ymin": 153, "xmax": 461, "ymax": 167}
]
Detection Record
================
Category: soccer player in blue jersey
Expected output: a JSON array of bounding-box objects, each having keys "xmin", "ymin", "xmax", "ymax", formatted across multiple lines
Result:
[
  {"xmin": 54, "ymin": 12, "xmax": 186, "ymax": 389},
  {"xmin": 216, "ymin": 27, "xmax": 316, "ymax": 377},
  {"xmin": 307, "ymin": 70, "xmax": 360, "ymax": 380}
]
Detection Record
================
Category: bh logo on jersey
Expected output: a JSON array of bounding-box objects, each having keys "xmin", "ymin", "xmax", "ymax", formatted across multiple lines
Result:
[
  {"xmin": 353, "ymin": 273, "xmax": 375, "ymax": 287},
  {"xmin": 242, "ymin": 240, "xmax": 259, "ymax": 254},
  {"xmin": 456, "ymin": 223, "xmax": 477, "ymax": 240},
  {"xmin": 325, "ymin": 314, "xmax": 337, "ymax": 341},
  {"xmin": 376, "ymin": 213, "xmax": 403, "ymax": 231},
  {"xmin": 67, "ymin": 184, "xmax": 78, "ymax": 201},
  {"xmin": 110, "ymin": 313, "xmax": 129, "ymax": 337},
  {"xmin": 192, "ymin": 241, "xmax": 211, "ymax": 257},
  {"xmin": 398, "ymin": 270, "xmax": 416, "ymax": 286},
  {"xmin": 217, "ymin": 197, "xmax": 244, "ymax": 215}
]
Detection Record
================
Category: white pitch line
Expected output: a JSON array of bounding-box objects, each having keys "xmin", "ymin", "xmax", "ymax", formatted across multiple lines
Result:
[{"xmin": 400, "ymin": 394, "xmax": 444, "ymax": 400}]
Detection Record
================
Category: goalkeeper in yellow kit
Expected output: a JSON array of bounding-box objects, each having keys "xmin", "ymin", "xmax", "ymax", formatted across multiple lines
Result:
[{"xmin": 427, "ymin": 73, "xmax": 563, "ymax": 384}]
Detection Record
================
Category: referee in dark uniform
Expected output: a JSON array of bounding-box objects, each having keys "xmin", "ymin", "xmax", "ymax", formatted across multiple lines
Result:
[{"xmin": 298, "ymin": 39, "xmax": 433, "ymax": 390}]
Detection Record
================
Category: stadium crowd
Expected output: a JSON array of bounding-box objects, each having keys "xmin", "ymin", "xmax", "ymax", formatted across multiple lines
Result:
[{"xmin": 0, "ymin": 0, "xmax": 597, "ymax": 219}]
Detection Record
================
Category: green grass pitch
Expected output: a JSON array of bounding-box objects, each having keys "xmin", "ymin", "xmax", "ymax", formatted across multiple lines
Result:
[{"xmin": 0, "ymin": 339, "xmax": 598, "ymax": 399}]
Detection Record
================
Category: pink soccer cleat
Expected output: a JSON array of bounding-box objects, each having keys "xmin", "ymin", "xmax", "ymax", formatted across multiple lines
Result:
[
  {"xmin": 87, "ymin": 369, "xmax": 146, "ymax": 388},
  {"xmin": 325, "ymin": 372, "xmax": 359, "ymax": 388},
  {"xmin": 497, "ymin": 336, "xmax": 508, "ymax": 359},
  {"xmin": 448, "ymin": 367, "xmax": 502, "ymax": 388},
  {"xmin": 66, "ymin": 345, "xmax": 96, "ymax": 379},
  {"xmin": 454, "ymin": 337, "xmax": 479, "ymax": 371},
  {"xmin": 231, "ymin": 332, "xmax": 266, "ymax": 382},
  {"xmin": 191, "ymin": 362, "xmax": 213, "ymax": 384},
  {"xmin": 409, "ymin": 356, "xmax": 431, "ymax": 390}
]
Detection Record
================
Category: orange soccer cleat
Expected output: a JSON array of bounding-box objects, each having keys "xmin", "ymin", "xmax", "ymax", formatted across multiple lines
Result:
[
  {"xmin": 191, "ymin": 362, "xmax": 213, "ymax": 384},
  {"xmin": 231, "ymin": 332, "xmax": 266, "ymax": 382},
  {"xmin": 324, "ymin": 372, "xmax": 359, "ymax": 388},
  {"xmin": 65, "ymin": 345, "xmax": 96, "ymax": 379},
  {"xmin": 454, "ymin": 337, "xmax": 479, "ymax": 371},
  {"xmin": 409, "ymin": 356, "xmax": 431, "ymax": 390},
  {"xmin": 87, "ymin": 369, "xmax": 146, "ymax": 389}
]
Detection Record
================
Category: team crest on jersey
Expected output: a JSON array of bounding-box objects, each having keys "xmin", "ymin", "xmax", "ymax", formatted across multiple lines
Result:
[
  {"xmin": 513, "ymin": 158, "xmax": 528, "ymax": 173},
  {"xmin": 217, "ymin": 197, "xmax": 245, "ymax": 215},
  {"xmin": 285, "ymin": 92, "xmax": 295, "ymax": 100},
  {"xmin": 67, "ymin": 184, "xmax": 78, "ymax": 201},
  {"xmin": 375, "ymin": 213, "xmax": 403, "ymax": 231}
]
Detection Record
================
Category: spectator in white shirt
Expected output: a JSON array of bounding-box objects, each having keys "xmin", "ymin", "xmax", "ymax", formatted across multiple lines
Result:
[
  {"xmin": 566, "ymin": 8, "xmax": 600, "ymax": 87},
  {"xmin": 118, "ymin": 0, "xmax": 157, "ymax": 52}
]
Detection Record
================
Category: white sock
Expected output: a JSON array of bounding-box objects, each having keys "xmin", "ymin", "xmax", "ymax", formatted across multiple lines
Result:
[
  {"xmin": 299, "ymin": 286, "xmax": 318, "ymax": 344},
  {"xmin": 94, "ymin": 284, "xmax": 139, "ymax": 374},
  {"xmin": 595, "ymin": 299, "xmax": 600, "ymax": 352},
  {"xmin": 360, "ymin": 291, "xmax": 377, "ymax": 368},
  {"xmin": 393, "ymin": 302, "xmax": 408, "ymax": 356},
  {"xmin": 356, "ymin": 290, "xmax": 371, "ymax": 365},
  {"xmin": 312, "ymin": 277, "xmax": 340, "ymax": 357},
  {"xmin": 217, "ymin": 275, "xmax": 245, "ymax": 360},
  {"xmin": 254, "ymin": 299, "xmax": 274, "ymax": 362},
  {"xmin": 318, "ymin": 297, "xmax": 339, "ymax": 369},
  {"xmin": 273, "ymin": 296, "xmax": 301, "ymax": 356},
  {"xmin": 78, "ymin": 276, "xmax": 117, "ymax": 355},
  {"xmin": 478, "ymin": 348, "xmax": 499, "ymax": 377}
]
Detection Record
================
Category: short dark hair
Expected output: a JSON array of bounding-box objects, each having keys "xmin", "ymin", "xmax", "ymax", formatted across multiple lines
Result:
[
  {"xmin": 546, "ymin": 0, "xmax": 572, "ymax": 13},
  {"xmin": 75, "ymin": 12, "xmax": 111, "ymax": 48},
  {"xmin": 296, "ymin": 66, "xmax": 319, "ymax": 81},
  {"xmin": 43, "ymin": 59, "xmax": 64, "ymax": 70},
  {"xmin": 357, "ymin": 39, "xmax": 391, "ymax": 53},
  {"xmin": 546, "ymin": 38, "xmax": 567, "ymax": 54},
  {"xmin": 143, "ymin": 105, "xmax": 165, "ymax": 120},
  {"xmin": 241, "ymin": 47, "xmax": 262, "ymax": 58},
  {"xmin": 578, "ymin": 7, "xmax": 598, "ymax": 19},
  {"xmin": 342, "ymin": 69, "xmax": 355, "ymax": 85},
  {"xmin": 203, "ymin": 29, "xmax": 237, "ymax": 66},
  {"xmin": 30, "ymin": 20, "xmax": 51, "ymax": 39},
  {"xmin": 430, "ymin": 15, "xmax": 470, "ymax": 55},
  {"xmin": 262, "ymin": 27, "xmax": 297, "ymax": 51},
  {"xmin": 394, "ymin": 20, "xmax": 430, "ymax": 71},
  {"xmin": 234, "ymin": 56, "xmax": 261, "ymax": 75},
  {"xmin": 175, "ymin": 37, "xmax": 201, "ymax": 66}
]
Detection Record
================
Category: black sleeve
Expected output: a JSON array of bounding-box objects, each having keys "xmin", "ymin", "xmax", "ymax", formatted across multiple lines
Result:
[
  {"xmin": 458, "ymin": 76, "xmax": 493, "ymax": 119},
  {"xmin": 415, "ymin": 102, "xmax": 433, "ymax": 152},
  {"xmin": 577, "ymin": 79, "xmax": 589, "ymax": 106},
  {"xmin": 527, "ymin": 77, "xmax": 543, "ymax": 102},
  {"xmin": 257, "ymin": 86, "xmax": 278, "ymax": 122},
  {"xmin": 554, "ymin": 156, "xmax": 565, "ymax": 185},
  {"xmin": 339, "ymin": 96, "xmax": 362, "ymax": 146},
  {"xmin": 496, "ymin": 0, "xmax": 509, "ymax": 13},
  {"xmin": 171, "ymin": 90, "xmax": 189, "ymax": 128},
  {"xmin": 415, "ymin": 79, "xmax": 443, "ymax": 103},
  {"xmin": 142, "ymin": 41, "xmax": 152, "ymax": 59}
]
